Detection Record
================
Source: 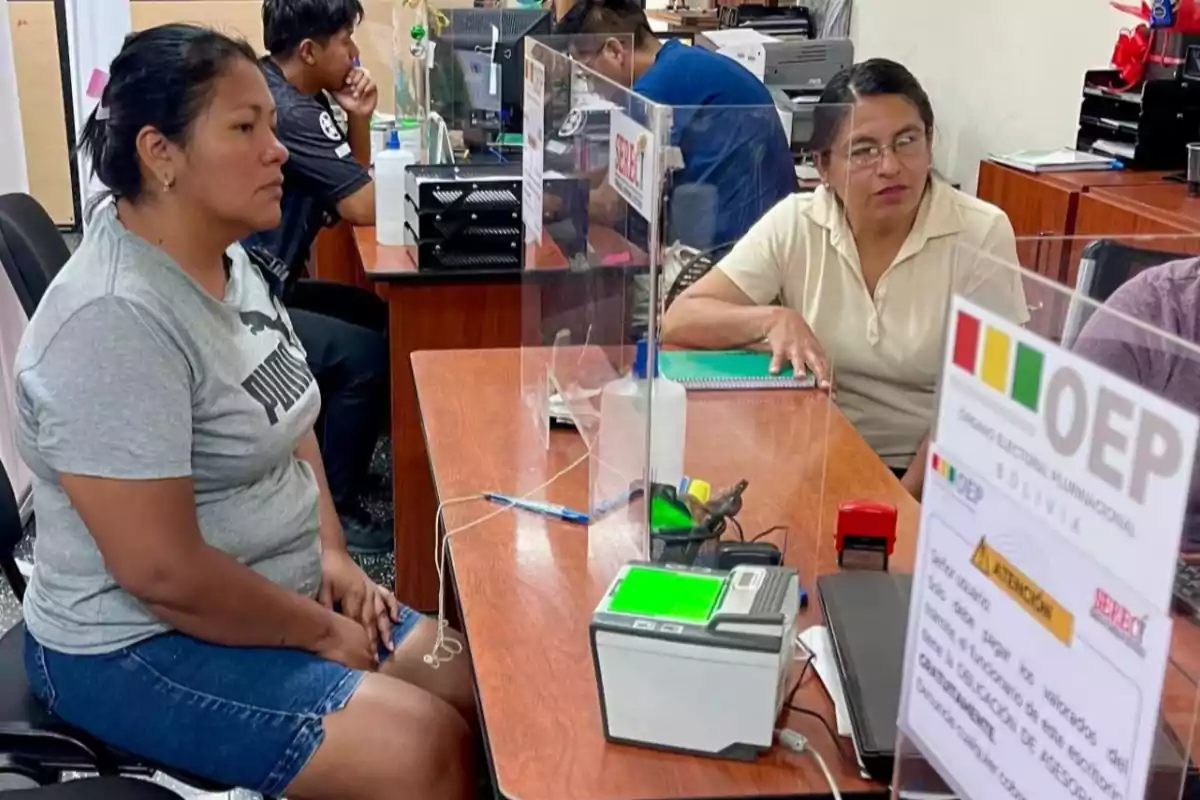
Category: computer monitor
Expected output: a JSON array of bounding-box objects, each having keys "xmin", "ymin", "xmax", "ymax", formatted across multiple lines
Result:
[{"xmin": 429, "ymin": 8, "xmax": 552, "ymax": 139}]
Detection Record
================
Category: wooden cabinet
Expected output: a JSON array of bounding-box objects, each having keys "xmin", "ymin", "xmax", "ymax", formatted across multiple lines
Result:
[
  {"xmin": 1067, "ymin": 186, "xmax": 1200, "ymax": 284},
  {"xmin": 976, "ymin": 160, "xmax": 1181, "ymax": 286},
  {"xmin": 976, "ymin": 161, "xmax": 1076, "ymax": 282}
]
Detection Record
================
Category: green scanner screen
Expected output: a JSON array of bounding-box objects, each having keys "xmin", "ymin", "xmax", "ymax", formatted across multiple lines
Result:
[{"xmin": 607, "ymin": 566, "xmax": 724, "ymax": 623}]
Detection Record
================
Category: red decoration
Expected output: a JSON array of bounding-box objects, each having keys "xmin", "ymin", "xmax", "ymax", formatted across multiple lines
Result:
[
  {"xmin": 1112, "ymin": 23, "xmax": 1153, "ymax": 86},
  {"xmin": 1110, "ymin": 1, "xmax": 1200, "ymax": 88}
]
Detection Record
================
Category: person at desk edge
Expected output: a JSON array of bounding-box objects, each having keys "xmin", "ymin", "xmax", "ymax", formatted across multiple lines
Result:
[
  {"xmin": 661, "ymin": 60, "xmax": 1028, "ymax": 497},
  {"xmin": 244, "ymin": 0, "xmax": 390, "ymax": 553},
  {"xmin": 1072, "ymin": 259, "xmax": 1200, "ymax": 553},
  {"xmin": 16, "ymin": 24, "xmax": 475, "ymax": 799},
  {"xmin": 553, "ymin": 0, "xmax": 797, "ymax": 247}
]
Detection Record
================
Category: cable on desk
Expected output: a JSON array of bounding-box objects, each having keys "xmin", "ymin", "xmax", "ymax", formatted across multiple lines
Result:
[
  {"xmin": 426, "ymin": 451, "xmax": 591, "ymax": 669},
  {"xmin": 785, "ymin": 653, "xmax": 813, "ymax": 709},
  {"xmin": 786, "ymin": 703, "xmax": 852, "ymax": 765},
  {"xmin": 777, "ymin": 729, "xmax": 843, "ymax": 800},
  {"xmin": 752, "ymin": 525, "xmax": 788, "ymax": 543}
]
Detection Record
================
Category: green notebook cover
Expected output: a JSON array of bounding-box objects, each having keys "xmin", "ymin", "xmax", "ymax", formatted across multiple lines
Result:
[{"xmin": 658, "ymin": 350, "xmax": 815, "ymax": 390}]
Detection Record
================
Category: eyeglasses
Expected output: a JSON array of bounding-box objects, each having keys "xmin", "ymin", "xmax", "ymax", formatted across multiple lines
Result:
[{"xmin": 842, "ymin": 130, "xmax": 928, "ymax": 168}]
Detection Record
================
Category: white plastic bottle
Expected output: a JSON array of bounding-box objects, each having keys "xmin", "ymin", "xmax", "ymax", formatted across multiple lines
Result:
[
  {"xmin": 595, "ymin": 340, "xmax": 688, "ymax": 504},
  {"xmin": 375, "ymin": 129, "xmax": 415, "ymax": 246},
  {"xmin": 642, "ymin": 342, "xmax": 688, "ymax": 489}
]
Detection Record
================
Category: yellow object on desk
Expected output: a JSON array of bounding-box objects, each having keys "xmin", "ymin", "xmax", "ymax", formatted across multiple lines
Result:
[{"xmin": 687, "ymin": 478, "xmax": 712, "ymax": 504}]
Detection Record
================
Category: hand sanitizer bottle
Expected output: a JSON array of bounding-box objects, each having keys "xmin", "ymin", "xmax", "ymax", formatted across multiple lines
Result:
[
  {"xmin": 375, "ymin": 129, "xmax": 415, "ymax": 246},
  {"xmin": 595, "ymin": 340, "xmax": 687, "ymax": 506},
  {"xmin": 640, "ymin": 340, "xmax": 687, "ymax": 489}
]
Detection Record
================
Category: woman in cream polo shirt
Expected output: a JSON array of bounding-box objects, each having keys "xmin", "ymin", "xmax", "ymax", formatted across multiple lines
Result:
[{"xmin": 661, "ymin": 59, "xmax": 1028, "ymax": 496}]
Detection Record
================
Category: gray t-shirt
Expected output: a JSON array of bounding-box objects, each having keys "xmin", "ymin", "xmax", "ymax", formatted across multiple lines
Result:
[{"xmin": 15, "ymin": 203, "xmax": 323, "ymax": 654}]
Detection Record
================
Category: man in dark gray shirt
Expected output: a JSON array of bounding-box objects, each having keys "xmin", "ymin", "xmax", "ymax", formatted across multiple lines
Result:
[
  {"xmin": 244, "ymin": 0, "xmax": 389, "ymax": 553},
  {"xmin": 1073, "ymin": 258, "xmax": 1200, "ymax": 553}
]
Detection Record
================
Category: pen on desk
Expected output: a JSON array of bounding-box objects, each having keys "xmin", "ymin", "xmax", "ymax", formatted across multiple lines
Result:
[{"xmin": 483, "ymin": 492, "xmax": 590, "ymax": 524}]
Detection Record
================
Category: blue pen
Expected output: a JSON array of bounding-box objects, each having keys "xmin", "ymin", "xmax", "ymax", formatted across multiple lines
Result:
[{"xmin": 483, "ymin": 492, "xmax": 590, "ymax": 524}]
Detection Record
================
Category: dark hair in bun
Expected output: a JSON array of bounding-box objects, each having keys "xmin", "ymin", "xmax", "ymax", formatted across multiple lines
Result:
[{"xmin": 78, "ymin": 23, "xmax": 257, "ymax": 209}]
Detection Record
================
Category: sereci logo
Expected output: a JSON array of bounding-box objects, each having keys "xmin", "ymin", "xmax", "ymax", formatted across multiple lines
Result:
[
  {"xmin": 613, "ymin": 130, "xmax": 647, "ymax": 197},
  {"xmin": 950, "ymin": 309, "xmax": 1184, "ymax": 505},
  {"xmin": 1090, "ymin": 588, "xmax": 1147, "ymax": 656}
]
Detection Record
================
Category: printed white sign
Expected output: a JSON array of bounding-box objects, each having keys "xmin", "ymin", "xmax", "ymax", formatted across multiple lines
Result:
[
  {"xmin": 521, "ymin": 58, "xmax": 545, "ymax": 246},
  {"xmin": 896, "ymin": 295, "xmax": 1198, "ymax": 800},
  {"xmin": 607, "ymin": 109, "xmax": 660, "ymax": 222},
  {"xmin": 935, "ymin": 298, "xmax": 1196, "ymax": 611}
]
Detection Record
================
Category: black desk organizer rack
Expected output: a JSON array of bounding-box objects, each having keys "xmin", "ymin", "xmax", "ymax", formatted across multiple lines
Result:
[
  {"xmin": 1076, "ymin": 69, "xmax": 1200, "ymax": 169},
  {"xmin": 404, "ymin": 164, "xmax": 525, "ymax": 272}
]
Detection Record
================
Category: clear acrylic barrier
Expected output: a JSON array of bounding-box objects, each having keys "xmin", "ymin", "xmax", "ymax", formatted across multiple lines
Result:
[
  {"xmin": 891, "ymin": 235, "xmax": 1200, "ymax": 800},
  {"xmin": 647, "ymin": 98, "xmax": 855, "ymax": 578},
  {"xmin": 518, "ymin": 38, "xmax": 661, "ymax": 563}
]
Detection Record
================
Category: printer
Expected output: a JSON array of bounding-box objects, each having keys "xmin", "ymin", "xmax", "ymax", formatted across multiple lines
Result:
[
  {"xmin": 696, "ymin": 31, "xmax": 853, "ymax": 151},
  {"xmin": 590, "ymin": 561, "xmax": 799, "ymax": 759}
]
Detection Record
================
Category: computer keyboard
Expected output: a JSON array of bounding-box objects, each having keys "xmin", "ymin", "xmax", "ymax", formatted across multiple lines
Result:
[{"xmin": 1175, "ymin": 559, "xmax": 1200, "ymax": 620}]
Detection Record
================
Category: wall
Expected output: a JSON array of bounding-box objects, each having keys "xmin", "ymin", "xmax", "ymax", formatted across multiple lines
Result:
[
  {"xmin": 8, "ymin": 0, "xmax": 72, "ymax": 225},
  {"xmin": 850, "ymin": 0, "xmax": 1134, "ymax": 194},
  {"xmin": 0, "ymin": 2, "xmax": 28, "ymax": 196},
  {"xmin": 0, "ymin": 0, "xmax": 32, "ymax": 516}
]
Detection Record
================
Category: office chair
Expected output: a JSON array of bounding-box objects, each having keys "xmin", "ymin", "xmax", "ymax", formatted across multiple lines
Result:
[
  {"xmin": 4, "ymin": 777, "xmax": 183, "ymax": 799},
  {"xmin": 664, "ymin": 242, "xmax": 734, "ymax": 310},
  {"xmin": 0, "ymin": 412, "xmax": 236, "ymax": 793},
  {"xmin": 1062, "ymin": 239, "xmax": 1194, "ymax": 348},
  {"xmin": 0, "ymin": 194, "xmax": 71, "ymax": 318}
]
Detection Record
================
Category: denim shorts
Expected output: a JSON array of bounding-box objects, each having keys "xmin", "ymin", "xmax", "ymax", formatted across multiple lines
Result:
[{"xmin": 23, "ymin": 606, "xmax": 423, "ymax": 797}]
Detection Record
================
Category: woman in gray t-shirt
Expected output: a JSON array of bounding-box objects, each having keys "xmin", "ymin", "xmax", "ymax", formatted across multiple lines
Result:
[{"xmin": 15, "ymin": 23, "xmax": 474, "ymax": 799}]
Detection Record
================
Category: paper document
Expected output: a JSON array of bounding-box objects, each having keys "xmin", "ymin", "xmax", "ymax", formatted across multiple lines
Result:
[
  {"xmin": 989, "ymin": 148, "xmax": 1118, "ymax": 173},
  {"xmin": 797, "ymin": 625, "xmax": 852, "ymax": 736}
]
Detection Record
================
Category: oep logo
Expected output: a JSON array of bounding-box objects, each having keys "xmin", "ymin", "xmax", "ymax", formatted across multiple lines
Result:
[{"xmin": 951, "ymin": 308, "xmax": 1184, "ymax": 504}]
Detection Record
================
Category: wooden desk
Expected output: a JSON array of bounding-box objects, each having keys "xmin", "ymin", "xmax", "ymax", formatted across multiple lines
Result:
[
  {"xmin": 414, "ymin": 347, "xmax": 918, "ymax": 799},
  {"xmin": 976, "ymin": 160, "xmax": 1173, "ymax": 284},
  {"xmin": 414, "ymin": 347, "xmax": 1200, "ymax": 799},
  {"xmin": 358, "ymin": 228, "xmax": 647, "ymax": 609},
  {"xmin": 646, "ymin": 8, "xmax": 717, "ymax": 34},
  {"xmin": 1068, "ymin": 183, "xmax": 1200, "ymax": 285}
]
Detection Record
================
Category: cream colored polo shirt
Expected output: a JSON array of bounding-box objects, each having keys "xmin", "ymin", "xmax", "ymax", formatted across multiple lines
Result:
[{"xmin": 718, "ymin": 179, "xmax": 1029, "ymax": 468}]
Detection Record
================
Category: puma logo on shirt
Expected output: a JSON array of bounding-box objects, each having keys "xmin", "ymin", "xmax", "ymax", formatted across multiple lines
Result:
[
  {"xmin": 242, "ymin": 341, "xmax": 313, "ymax": 426},
  {"xmin": 238, "ymin": 307, "xmax": 312, "ymax": 425},
  {"xmin": 240, "ymin": 310, "xmax": 293, "ymax": 340}
]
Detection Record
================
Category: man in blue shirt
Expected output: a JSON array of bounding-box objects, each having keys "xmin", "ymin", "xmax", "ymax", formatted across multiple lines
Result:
[{"xmin": 554, "ymin": 0, "xmax": 797, "ymax": 248}]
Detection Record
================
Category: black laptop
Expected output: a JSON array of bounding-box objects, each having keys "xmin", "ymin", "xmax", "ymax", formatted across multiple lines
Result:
[{"xmin": 817, "ymin": 571, "xmax": 1200, "ymax": 794}]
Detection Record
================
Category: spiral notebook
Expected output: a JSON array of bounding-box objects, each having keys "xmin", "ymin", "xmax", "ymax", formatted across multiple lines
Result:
[{"xmin": 658, "ymin": 350, "xmax": 815, "ymax": 390}]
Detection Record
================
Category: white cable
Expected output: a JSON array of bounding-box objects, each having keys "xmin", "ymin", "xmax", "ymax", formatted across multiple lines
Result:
[
  {"xmin": 777, "ymin": 729, "xmax": 843, "ymax": 800},
  {"xmin": 424, "ymin": 450, "xmax": 591, "ymax": 668},
  {"xmin": 807, "ymin": 744, "xmax": 842, "ymax": 800}
]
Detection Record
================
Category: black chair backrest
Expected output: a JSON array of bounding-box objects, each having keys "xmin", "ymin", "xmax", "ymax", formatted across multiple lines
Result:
[
  {"xmin": 1078, "ymin": 239, "xmax": 1194, "ymax": 304},
  {"xmin": 1063, "ymin": 239, "xmax": 1196, "ymax": 349},
  {"xmin": 0, "ymin": 193, "xmax": 70, "ymax": 318},
  {"xmin": 0, "ymin": 456, "xmax": 27, "ymax": 598}
]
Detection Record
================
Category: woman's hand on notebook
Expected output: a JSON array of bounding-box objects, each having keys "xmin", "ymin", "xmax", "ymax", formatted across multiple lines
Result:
[{"xmin": 753, "ymin": 307, "xmax": 832, "ymax": 389}]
